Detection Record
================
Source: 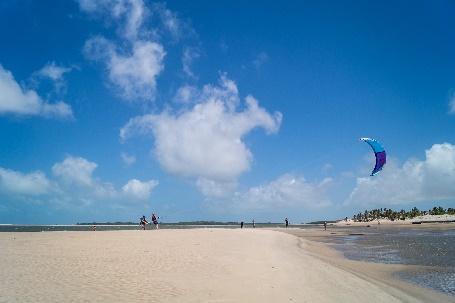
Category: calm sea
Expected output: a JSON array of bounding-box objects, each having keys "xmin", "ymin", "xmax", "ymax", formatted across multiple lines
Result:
[
  {"xmin": 325, "ymin": 225, "xmax": 455, "ymax": 296},
  {"xmin": 0, "ymin": 223, "xmax": 283, "ymax": 232}
]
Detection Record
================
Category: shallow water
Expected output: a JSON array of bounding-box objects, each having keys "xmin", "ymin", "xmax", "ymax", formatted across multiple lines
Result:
[
  {"xmin": 0, "ymin": 223, "xmax": 282, "ymax": 232},
  {"xmin": 325, "ymin": 226, "xmax": 455, "ymax": 296}
]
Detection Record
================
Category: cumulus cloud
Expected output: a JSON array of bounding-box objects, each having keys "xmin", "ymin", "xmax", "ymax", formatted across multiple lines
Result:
[
  {"xmin": 196, "ymin": 178, "xmax": 237, "ymax": 198},
  {"xmin": 52, "ymin": 156, "xmax": 98, "ymax": 187},
  {"xmin": 173, "ymin": 84, "xmax": 199, "ymax": 103},
  {"xmin": 79, "ymin": 0, "xmax": 171, "ymax": 101},
  {"xmin": 84, "ymin": 37, "xmax": 165, "ymax": 101},
  {"xmin": 346, "ymin": 143, "xmax": 455, "ymax": 207},
  {"xmin": 51, "ymin": 156, "xmax": 157, "ymax": 201},
  {"xmin": 0, "ymin": 156, "xmax": 159, "ymax": 209},
  {"xmin": 86, "ymin": 38, "xmax": 165, "ymax": 100},
  {"xmin": 122, "ymin": 179, "xmax": 158, "ymax": 200},
  {"xmin": 121, "ymin": 152, "xmax": 136, "ymax": 166},
  {"xmin": 201, "ymin": 174, "xmax": 332, "ymax": 216},
  {"xmin": 120, "ymin": 75, "xmax": 282, "ymax": 185},
  {"xmin": 78, "ymin": 0, "xmax": 148, "ymax": 41},
  {"xmin": 108, "ymin": 41, "xmax": 164, "ymax": 100},
  {"xmin": 0, "ymin": 168, "xmax": 51, "ymax": 196},
  {"xmin": 0, "ymin": 65, "xmax": 73, "ymax": 118},
  {"xmin": 233, "ymin": 174, "xmax": 332, "ymax": 210}
]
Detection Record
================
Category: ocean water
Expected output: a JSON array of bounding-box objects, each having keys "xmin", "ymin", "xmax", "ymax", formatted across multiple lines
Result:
[
  {"xmin": 326, "ymin": 226, "xmax": 455, "ymax": 296},
  {"xmin": 0, "ymin": 223, "xmax": 284, "ymax": 232}
]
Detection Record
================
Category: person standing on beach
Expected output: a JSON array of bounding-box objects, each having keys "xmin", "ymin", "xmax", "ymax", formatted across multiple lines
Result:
[
  {"xmin": 285, "ymin": 218, "xmax": 289, "ymax": 228},
  {"xmin": 323, "ymin": 221, "xmax": 327, "ymax": 231},
  {"xmin": 151, "ymin": 213, "xmax": 159, "ymax": 230},
  {"xmin": 252, "ymin": 219, "xmax": 255, "ymax": 228},
  {"xmin": 240, "ymin": 221, "xmax": 244, "ymax": 229},
  {"xmin": 140, "ymin": 215, "xmax": 148, "ymax": 230}
]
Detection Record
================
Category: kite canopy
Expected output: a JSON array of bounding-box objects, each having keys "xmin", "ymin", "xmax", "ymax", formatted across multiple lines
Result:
[{"xmin": 360, "ymin": 138, "xmax": 386, "ymax": 176}]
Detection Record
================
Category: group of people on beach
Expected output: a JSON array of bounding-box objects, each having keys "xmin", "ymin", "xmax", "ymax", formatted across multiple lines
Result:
[
  {"xmin": 240, "ymin": 218, "xmax": 290, "ymax": 228},
  {"xmin": 140, "ymin": 213, "xmax": 159, "ymax": 230},
  {"xmin": 137, "ymin": 216, "xmax": 327, "ymax": 230}
]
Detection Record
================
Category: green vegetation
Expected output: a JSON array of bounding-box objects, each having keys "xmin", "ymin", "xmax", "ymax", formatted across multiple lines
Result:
[{"xmin": 352, "ymin": 206, "xmax": 455, "ymax": 222}]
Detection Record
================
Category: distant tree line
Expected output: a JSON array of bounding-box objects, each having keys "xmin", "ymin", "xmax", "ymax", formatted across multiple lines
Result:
[{"xmin": 352, "ymin": 206, "xmax": 455, "ymax": 222}]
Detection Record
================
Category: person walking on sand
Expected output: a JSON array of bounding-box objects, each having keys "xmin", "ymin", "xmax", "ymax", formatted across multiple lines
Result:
[
  {"xmin": 240, "ymin": 221, "xmax": 244, "ymax": 229},
  {"xmin": 140, "ymin": 215, "xmax": 148, "ymax": 230},
  {"xmin": 252, "ymin": 219, "xmax": 255, "ymax": 228},
  {"xmin": 151, "ymin": 213, "xmax": 159, "ymax": 230},
  {"xmin": 323, "ymin": 221, "xmax": 327, "ymax": 231},
  {"xmin": 285, "ymin": 218, "xmax": 289, "ymax": 228}
]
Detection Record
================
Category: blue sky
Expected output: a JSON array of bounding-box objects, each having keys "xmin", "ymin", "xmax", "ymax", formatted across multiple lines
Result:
[{"xmin": 1, "ymin": 1, "xmax": 455, "ymax": 224}]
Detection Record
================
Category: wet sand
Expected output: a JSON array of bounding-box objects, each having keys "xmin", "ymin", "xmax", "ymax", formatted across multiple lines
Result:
[
  {"xmin": 280, "ymin": 226, "xmax": 454, "ymax": 303},
  {"xmin": 0, "ymin": 228, "xmax": 452, "ymax": 302}
]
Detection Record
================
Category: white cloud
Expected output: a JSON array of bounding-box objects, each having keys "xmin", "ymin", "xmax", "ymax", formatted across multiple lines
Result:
[
  {"xmin": 84, "ymin": 38, "xmax": 165, "ymax": 101},
  {"xmin": 182, "ymin": 47, "xmax": 200, "ymax": 78},
  {"xmin": 0, "ymin": 65, "xmax": 73, "ymax": 118},
  {"xmin": 122, "ymin": 179, "xmax": 158, "ymax": 200},
  {"xmin": 346, "ymin": 143, "xmax": 455, "ymax": 207},
  {"xmin": 120, "ymin": 75, "xmax": 282, "ymax": 184},
  {"xmin": 52, "ymin": 156, "xmax": 97, "ymax": 187},
  {"xmin": 0, "ymin": 156, "xmax": 159, "ymax": 208},
  {"xmin": 80, "ymin": 0, "xmax": 166, "ymax": 102},
  {"xmin": 79, "ymin": 0, "xmax": 197, "ymax": 102},
  {"xmin": 173, "ymin": 84, "xmax": 199, "ymax": 103},
  {"xmin": 449, "ymin": 93, "xmax": 455, "ymax": 114},
  {"xmin": 78, "ymin": 0, "xmax": 148, "ymax": 41},
  {"xmin": 51, "ymin": 156, "xmax": 158, "ymax": 202},
  {"xmin": 109, "ymin": 41, "xmax": 165, "ymax": 100},
  {"xmin": 35, "ymin": 62, "xmax": 72, "ymax": 81},
  {"xmin": 233, "ymin": 174, "xmax": 332, "ymax": 211},
  {"xmin": 201, "ymin": 174, "xmax": 332, "ymax": 215},
  {"xmin": 152, "ymin": 2, "xmax": 185, "ymax": 40},
  {"xmin": 121, "ymin": 152, "xmax": 136, "ymax": 166},
  {"xmin": 196, "ymin": 178, "xmax": 237, "ymax": 198},
  {"xmin": 0, "ymin": 168, "xmax": 51, "ymax": 196}
]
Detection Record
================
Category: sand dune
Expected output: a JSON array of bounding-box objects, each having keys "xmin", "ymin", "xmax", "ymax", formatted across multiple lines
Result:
[{"xmin": 0, "ymin": 229, "xmax": 443, "ymax": 302}]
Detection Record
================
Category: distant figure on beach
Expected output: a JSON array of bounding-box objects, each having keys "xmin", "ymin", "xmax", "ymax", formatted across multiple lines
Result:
[
  {"xmin": 140, "ymin": 215, "xmax": 148, "ymax": 230},
  {"xmin": 285, "ymin": 218, "xmax": 289, "ymax": 228},
  {"xmin": 151, "ymin": 213, "xmax": 159, "ymax": 229},
  {"xmin": 252, "ymin": 219, "xmax": 255, "ymax": 228},
  {"xmin": 323, "ymin": 221, "xmax": 327, "ymax": 231},
  {"xmin": 240, "ymin": 221, "xmax": 244, "ymax": 229},
  {"xmin": 92, "ymin": 225, "xmax": 96, "ymax": 231}
]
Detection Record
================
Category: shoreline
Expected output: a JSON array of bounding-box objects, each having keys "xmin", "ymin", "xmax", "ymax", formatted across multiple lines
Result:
[
  {"xmin": 279, "ymin": 226, "xmax": 454, "ymax": 302},
  {"xmin": 334, "ymin": 214, "xmax": 455, "ymax": 226}
]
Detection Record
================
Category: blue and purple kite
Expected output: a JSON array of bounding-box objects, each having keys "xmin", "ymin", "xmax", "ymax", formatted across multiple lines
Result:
[{"xmin": 360, "ymin": 138, "xmax": 386, "ymax": 176}]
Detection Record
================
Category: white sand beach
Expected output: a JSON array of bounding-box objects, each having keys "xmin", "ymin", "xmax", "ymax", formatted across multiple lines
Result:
[
  {"xmin": 334, "ymin": 214, "xmax": 455, "ymax": 226},
  {"xmin": 0, "ymin": 229, "xmax": 452, "ymax": 303}
]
